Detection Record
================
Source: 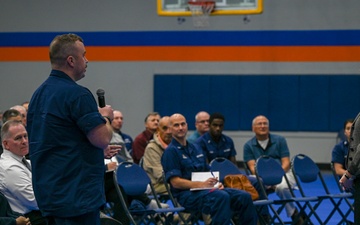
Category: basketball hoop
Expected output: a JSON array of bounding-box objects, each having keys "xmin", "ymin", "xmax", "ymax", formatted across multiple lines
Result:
[{"xmin": 188, "ymin": 0, "xmax": 215, "ymax": 28}]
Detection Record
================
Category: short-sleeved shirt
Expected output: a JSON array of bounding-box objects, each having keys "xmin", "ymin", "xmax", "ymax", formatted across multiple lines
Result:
[
  {"xmin": 27, "ymin": 70, "xmax": 106, "ymax": 217},
  {"xmin": 243, "ymin": 133, "xmax": 290, "ymax": 165},
  {"xmin": 187, "ymin": 131, "xmax": 201, "ymax": 144},
  {"xmin": 161, "ymin": 139, "xmax": 209, "ymax": 198},
  {"xmin": 332, "ymin": 140, "xmax": 349, "ymax": 168},
  {"xmin": 196, "ymin": 132, "xmax": 236, "ymax": 163}
]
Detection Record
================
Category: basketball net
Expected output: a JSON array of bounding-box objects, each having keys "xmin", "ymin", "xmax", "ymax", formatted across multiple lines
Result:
[{"xmin": 188, "ymin": 1, "xmax": 215, "ymax": 28}]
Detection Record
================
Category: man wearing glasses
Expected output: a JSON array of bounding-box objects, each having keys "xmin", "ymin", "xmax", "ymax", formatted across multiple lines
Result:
[
  {"xmin": 187, "ymin": 111, "xmax": 210, "ymax": 144},
  {"xmin": 243, "ymin": 115, "xmax": 304, "ymax": 225}
]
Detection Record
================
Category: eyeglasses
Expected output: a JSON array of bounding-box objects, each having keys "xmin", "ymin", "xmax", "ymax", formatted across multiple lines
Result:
[
  {"xmin": 254, "ymin": 122, "xmax": 269, "ymax": 127},
  {"xmin": 197, "ymin": 120, "xmax": 209, "ymax": 124}
]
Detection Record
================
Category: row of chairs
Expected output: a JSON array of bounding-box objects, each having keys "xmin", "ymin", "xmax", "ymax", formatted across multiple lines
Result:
[
  {"xmin": 210, "ymin": 154, "xmax": 354, "ymax": 225},
  {"xmin": 110, "ymin": 154, "xmax": 354, "ymax": 225}
]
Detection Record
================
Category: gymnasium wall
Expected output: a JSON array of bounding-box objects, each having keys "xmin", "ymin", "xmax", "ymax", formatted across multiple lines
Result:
[{"xmin": 0, "ymin": 0, "xmax": 359, "ymax": 163}]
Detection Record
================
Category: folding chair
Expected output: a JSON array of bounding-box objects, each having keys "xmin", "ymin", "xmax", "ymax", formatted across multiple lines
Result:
[
  {"xmin": 292, "ymin": 154, "xmax": 351, "ymax": 225},
  {"xmin": 113, "ymin": 162, "xmax": 185, "ymax": 225},
  {"xmin": 210, "ymin": 157, "xmax": 278, "ymax": 225},
  {"xmin": 162, "ymin": 172, "xmax": 204, "ymax": 225},
  {"xmin": 255, "ymin": 155, "xmax": 322, "ymax": 225}
]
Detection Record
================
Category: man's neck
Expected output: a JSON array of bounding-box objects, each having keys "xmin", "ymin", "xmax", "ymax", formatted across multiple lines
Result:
[
  {"xmin": 174, "ymin": 136, "xmax": 187, "ymax": 146},
  {"xmin": 210, "ymin": 133, "xmax": 221, "ymax": 143},
  {"xmin": 256, "ymin": 134, "xmax": 269, "ymax": 141},
  {"xmin": 146, "ymin": 128, "xmax": 156, "ymax": 134}
]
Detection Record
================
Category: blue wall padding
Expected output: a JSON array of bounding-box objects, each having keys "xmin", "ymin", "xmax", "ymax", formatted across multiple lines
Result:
[{"xmin": 154, "ymin": 75, "xmax": 360, "ymax": 132}]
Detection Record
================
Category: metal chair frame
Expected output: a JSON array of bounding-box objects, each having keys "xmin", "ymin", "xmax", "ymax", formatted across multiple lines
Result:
[
  {"xmin": 292, "ymin": 154, "xmax": 351, "ymax": 225},
  {"xmin": 113, "ymin": 162, "xmax": 185, "ymax": 225},
  {"xmin": 210, "ymin": 157, "xmax": 280, "ymax": 225}
]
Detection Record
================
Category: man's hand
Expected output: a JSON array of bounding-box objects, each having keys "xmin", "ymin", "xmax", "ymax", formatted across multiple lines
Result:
[
  {"xmin": 339, "ymin": 172, "xmax": 355, "ymax": 192},
  {"xmin": 104, "ymin": 144, "xmax": 121, "ymax": 159},
  {"xmin": 16, "ymin": 216, "xmax": 30, "ymax": 225},
  {"xmin": 99, "ymin": 105, "xmax": 114, "ymax": 121}
]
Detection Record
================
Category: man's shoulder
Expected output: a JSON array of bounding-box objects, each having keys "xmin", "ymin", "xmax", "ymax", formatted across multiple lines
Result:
[
  {"xmin": 269, "ymin": 133, "xmax": 286, "ymax": 142},
  {"xmin": 121, "ymin": 132, "xmax": 133, "ymax": 140},
  {"xmin": 244, "ymin": 136, "xmax": 257, "ymax": 145}
]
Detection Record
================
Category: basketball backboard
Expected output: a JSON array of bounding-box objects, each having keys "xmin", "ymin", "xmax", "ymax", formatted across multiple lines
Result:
[{"xmin": 157, "ymin": 0, "xmax": 263, "ymax": 16}]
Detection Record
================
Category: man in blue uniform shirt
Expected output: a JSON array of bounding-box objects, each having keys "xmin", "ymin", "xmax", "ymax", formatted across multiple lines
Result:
[
  {"xmin": 196, "ymin": 112, "xmax": 270, "ymax": 220},
  {"xmin": 161, "ymin": 113, "xmax": 257, "ymax": 225},
  {"xmin": 27, "ymin": 33, "xmax": 115, "ymax": 225},
  {"xmin": 332, "ymin": 119, "xmax": 353, "ymax": 177}
]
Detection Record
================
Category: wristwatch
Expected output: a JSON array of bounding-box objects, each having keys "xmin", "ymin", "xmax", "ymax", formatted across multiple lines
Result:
[{"xmin": 344, "ymin": 171, "xmax": 355, "ymax": 181}]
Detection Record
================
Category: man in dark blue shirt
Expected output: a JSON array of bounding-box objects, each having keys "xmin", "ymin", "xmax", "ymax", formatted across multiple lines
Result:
[
  {"xmin": 332, "ymin": 119, "xmax": 353, "ymax": 177},
  {"xmin": 27, "ymin": 33, "xmax": 115, "ymax": 225},
  {"xmin": 162, "ymin": 113, "xmax": 257, "ymax": 225},
  {"xmin": 196, "ymin": 112, "xmax": 270, "ymax": 220}
]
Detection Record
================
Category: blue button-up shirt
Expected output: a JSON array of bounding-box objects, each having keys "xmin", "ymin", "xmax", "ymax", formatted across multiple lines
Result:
[
  {"xmin": 27, "ymin": 70, "xmax": 106, "ymax": 217},
  {"xmin": 161, "ymin": 138, "xmax": 209, "ymax": 198},
  {"xmin": 196, "ymin": 132, "xmax": 236, "ymax": 163}
]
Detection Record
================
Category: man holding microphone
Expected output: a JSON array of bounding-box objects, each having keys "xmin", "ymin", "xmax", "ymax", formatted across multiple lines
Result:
[{"xmin": 27, "ymin": 33, "xmax": 117, "ymax": 225}]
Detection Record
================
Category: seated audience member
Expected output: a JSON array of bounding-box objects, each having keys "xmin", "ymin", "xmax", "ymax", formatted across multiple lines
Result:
[
  {"xmin": 21, "ymin": 101, "xmax": 29, "ymax": 112},
  {"xmin": 2, "ymin": 109, "xmax": 23, "ymax": 125},
  {"xmin": 1, "ymin": 109, "xmax": 24, "ymax": 156},
  {"xmin": 196, "ymin": 112, "xmax": 270, "ymax": 220},
  {"xmin": 143, "ymin": 116, "xmax": 172, "ymax": 194},
  {"xmin": 332, "ymin": 118, "xmax": 353, "ymax": 177},
  {"xmin": 162, "ymin": 113, "xmax": 258, "ymax": 225},
  {"xmin": 10, "ymin": 106, "xmax": 27, "ymax": 127},
  {"xmin": 132, "ymin": 112, "xmax": 160, "ymax": 164},
  {"xmin": 112, "ymin": 110, "xmax": 133, "ymax": 156},
  {"xmin": 187, "ymin": 111, "xmax": 210, "ymax": 144},
  {"xmin": 0, "ymin": 120, "xmax": 46, "ymax": 225},
  {"xmin": 0, "ymin": 192, "xmax": 30, "ymax": 225},
  {"xmin": 243, "ymin": 115, "xmax": 304, "ymax": 224}
]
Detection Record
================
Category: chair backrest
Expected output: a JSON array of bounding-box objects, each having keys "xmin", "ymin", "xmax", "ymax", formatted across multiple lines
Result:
[
  {"xmin": 114, "ymin": 161, "xmax": 151, "ymax": 196},
  {"xmin": 292, "ymin": 154, "xmax": 319, "ymax": 183},
  {"xmin": 255, "ymin": 155, "xmax": 285, "ymax": 186},
  {"xmin": 209, "ymin": 157, "xmax": 243, "ymax": 182}
]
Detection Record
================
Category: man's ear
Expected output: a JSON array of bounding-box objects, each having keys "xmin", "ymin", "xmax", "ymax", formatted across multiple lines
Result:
[
  {"xmin": 2, "ymin": 140, "xmax": 8, "ymax": 150},
  {"xmin": 67, "ymin": 56, "xmax": 74, "ymax": 67}
]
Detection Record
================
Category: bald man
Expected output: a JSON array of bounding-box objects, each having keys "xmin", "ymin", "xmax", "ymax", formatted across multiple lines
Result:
[
  {"xmin": 162, "ymin": 113, "xmax": 257, "ymax": 225},
  {"xmin": 143, "ymin": 116, "xmax": 172, "ymax": 194}
]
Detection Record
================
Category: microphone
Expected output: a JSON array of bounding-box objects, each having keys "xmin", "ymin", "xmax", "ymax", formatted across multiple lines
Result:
[{"xmin": 96, "ymin": 88, "xmax": 106, "ymax": 108}]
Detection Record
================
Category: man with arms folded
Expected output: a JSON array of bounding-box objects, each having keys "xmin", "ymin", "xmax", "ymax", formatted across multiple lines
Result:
[{"xmin": 162, "ymin": 113, "xmax": 257, "ymax": 225}]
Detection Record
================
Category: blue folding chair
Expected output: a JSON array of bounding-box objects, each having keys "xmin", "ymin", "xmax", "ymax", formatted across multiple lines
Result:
[
  {"xmin": 113, "ymin": 162, "xmax": 185, "ymax": 225},
  {"xmin": 292, "ymin": 154, "xmax": 351, "ymax": 225},
  {"xmin": 210, "ymin": 157, "xmax": 278, "ymax": 225},
  {"xmin": 254, "ymin": 155, "xmax": 322, "ymax": 225},
  {"xmin": 161, "ymin": 172, "xmax": 205, "ymax": 225}
]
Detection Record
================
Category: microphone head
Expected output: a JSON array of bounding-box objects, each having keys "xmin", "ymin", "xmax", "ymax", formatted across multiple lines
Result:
[{"xmin": 96, "ymin": 88, "xmax": 105, "ymax": 97}]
